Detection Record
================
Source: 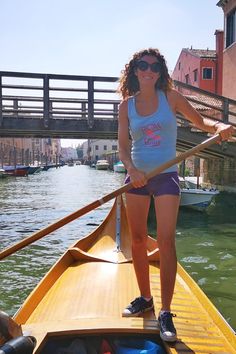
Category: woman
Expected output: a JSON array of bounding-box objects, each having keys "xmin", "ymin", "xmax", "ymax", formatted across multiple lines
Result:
[{"xmin": 118, "ymin": 48, "xmax": 234, "ymax": 342}]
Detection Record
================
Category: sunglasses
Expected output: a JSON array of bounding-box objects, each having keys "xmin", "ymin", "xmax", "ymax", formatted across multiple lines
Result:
[{"xmin": 136, "ymin": 60, "xmax": 161, "ymax": 73}]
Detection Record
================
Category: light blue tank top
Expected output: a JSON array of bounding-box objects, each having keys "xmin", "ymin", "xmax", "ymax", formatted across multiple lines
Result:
[{"xmin": 128, "ymin": 90, "xmax": 177, "ymax": 173}]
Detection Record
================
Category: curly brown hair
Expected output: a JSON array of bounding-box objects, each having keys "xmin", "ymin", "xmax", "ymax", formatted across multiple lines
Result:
[{"xmin": 118, "ymin": 48, "xmax": 172, "ymax": 99}]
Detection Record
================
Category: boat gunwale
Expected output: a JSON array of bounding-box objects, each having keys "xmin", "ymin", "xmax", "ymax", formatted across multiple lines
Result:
[{"xmin": 177, "ymin": 262, "xmax": 236, "ymax": 350}]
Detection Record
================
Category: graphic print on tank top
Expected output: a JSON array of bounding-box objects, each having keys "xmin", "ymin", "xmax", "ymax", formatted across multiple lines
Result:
[
  {"xmin": 141, "ymin": 122, "xmax": 162, "ymax": 147},
  {"xmin": 127, "ymin": 90, "xmax": 177, "ymax": 173}
]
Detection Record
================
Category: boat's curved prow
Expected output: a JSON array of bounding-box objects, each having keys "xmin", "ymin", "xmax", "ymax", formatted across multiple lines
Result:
[{"xmin": 71, "ymin": 196, "xmax": 159, "ymax": 264}]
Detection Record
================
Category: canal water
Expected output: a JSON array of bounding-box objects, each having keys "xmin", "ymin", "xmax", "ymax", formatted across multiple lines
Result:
[{"xmin": 0, "ymin": 165, "xmax": 235, "ymax": 331}]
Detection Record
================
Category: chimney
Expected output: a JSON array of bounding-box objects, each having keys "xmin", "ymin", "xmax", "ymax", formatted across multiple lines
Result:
[
  {"xmin": 215, "ymin": 30, "xmax": 224, "ymax": 95},
  {"xmin": 215, "ymin": 29, "xmax": 224, "ymax": 55}
]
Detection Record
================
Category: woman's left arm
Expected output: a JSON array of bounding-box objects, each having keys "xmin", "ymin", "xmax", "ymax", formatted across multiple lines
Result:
[{"xmin": 168, "ymin": 89, "xmax": 235, "ymax": 141}]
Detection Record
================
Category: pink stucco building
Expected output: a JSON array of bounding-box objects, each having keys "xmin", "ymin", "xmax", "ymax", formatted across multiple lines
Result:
[
  {"xmin": 172, "ymin": 0, "xmax": 236, "ymax": 101},
  {"xmin": 217, "ymin": 0, "xmax": 236, "ymax": 100},
  {"xmin": 171, "ymin": 30, "xmax": 223, "ymax": 95}
]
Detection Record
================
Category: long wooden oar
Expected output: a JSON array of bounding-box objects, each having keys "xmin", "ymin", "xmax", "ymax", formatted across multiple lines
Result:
[{"xmin": 0, "ymin": 134, "xmax": 222, "ymax": 260}]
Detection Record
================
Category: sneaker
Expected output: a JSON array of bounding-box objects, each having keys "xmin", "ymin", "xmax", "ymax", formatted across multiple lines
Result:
[
  {"xmin": 122, "ymin": 296, "xmax": 154, "ymax": 317},
  {"xmin": 158, "ymin": 311, "xmax": 177, "ymax": 342}
]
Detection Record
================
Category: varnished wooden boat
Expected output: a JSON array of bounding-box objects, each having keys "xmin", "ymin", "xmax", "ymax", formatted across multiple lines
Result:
[
  {"xmin": 3, "ymin": 165, "xmax": 29, "ymax": 176},
  {"xmin": 11, "ymin": 195, "xmax": 236, "ymax": 354}
]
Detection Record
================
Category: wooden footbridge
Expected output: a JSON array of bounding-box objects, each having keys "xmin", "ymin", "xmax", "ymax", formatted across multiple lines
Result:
[{"xmin": 0, "ymin": 71, "xmax": 236, "ymax": 159}]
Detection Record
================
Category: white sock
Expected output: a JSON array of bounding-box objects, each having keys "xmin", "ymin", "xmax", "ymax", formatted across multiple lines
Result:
[{"xmin": 143, "ymin": 296, "xmax": 152, "ymax": 302}]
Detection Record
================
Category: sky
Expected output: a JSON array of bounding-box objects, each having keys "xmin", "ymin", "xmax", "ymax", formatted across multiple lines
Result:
[{"xmin": 1, "ymin": 0, "xmax": 224, "ymax": 147}]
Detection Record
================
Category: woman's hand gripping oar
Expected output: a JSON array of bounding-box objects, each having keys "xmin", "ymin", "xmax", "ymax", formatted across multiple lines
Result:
[{"xmin": 0, "ymin": 133, "xmax": 227, "ymax": 261}]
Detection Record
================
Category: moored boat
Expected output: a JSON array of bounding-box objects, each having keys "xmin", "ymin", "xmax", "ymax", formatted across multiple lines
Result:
[
  {"xmin": 179, "ymin": 177, "xmax": 219, "ymax": 211},
  {"xmin": 0, "ymin": 168, "xmax": 9, "ymax": 178},
  {"xmin": 41, "ymin": 165, "xmax": 50, "ymax": 171},
  {"xmin": 3, "ymin": 165, "xmax": 30, "ymax": 177},
  {"xmin": 96, "ymin": 159, "xmax": 110, "ymax": 170},
  {"xmin": 41, "ymin": 164, "xmax": 58, "ymax": 171},
  {"xmin": 2, "ymin": 196, "xmax": 236, "ymax": 353},
  {"xmin": 28, "ymin": 166, "xmax": 42, "ymax": 175},
  {"xmin": 113, "ymin": 161, "xmax": 126, "ymax": 173}
]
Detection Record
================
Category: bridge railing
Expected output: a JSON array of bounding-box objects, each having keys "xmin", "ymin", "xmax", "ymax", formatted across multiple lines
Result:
[
  {"xmin": 173, "ymin": 80, "xmax": 236, "ymax": 127},
  {"xmin": 1, "ymin": 72, "xmax": 236, "ymax": 131},
  {"xmin": 0, "ymin": 71, "xmax": 120, "ymax": 128}
]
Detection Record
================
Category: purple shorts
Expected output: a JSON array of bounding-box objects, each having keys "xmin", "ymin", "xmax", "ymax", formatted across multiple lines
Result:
[{"xmin": 125, "ymin": 172, "xmax": 180, "ymax": 197}]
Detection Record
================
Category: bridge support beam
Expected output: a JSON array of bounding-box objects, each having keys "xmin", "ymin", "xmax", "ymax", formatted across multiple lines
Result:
[{"xmin": 203, "ymin": 157, "xmax": 236, "ymax": 191}]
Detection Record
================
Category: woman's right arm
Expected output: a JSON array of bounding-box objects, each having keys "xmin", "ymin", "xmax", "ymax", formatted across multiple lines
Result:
[{"xmin": 118, "ymin": 100, "xmax": 147, "ymax": 187}]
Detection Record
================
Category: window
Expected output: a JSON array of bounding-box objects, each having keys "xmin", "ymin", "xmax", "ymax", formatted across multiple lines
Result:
[
  {"xmin": 112, "ymin": 145, "xmax": 117, "ymax": 150},
  {"xmin": 95, "ymin": 145, "xmax": 99, "ymax": 150},
  {"xmin": 202, "ymin": 68, "xmax": 213, "ymax": 80},
  {"xmin": 178, "ymin": 62, "xmax": 181, "ymax": 70},
  {"xmin": 226, "ymin": 8, "xmax": 236, "ymax": 47},
  {"xmin": 193, "ymin": 69, "xmax": 198, "ymax": 82},
  {"xmin": 185, "ymin": 74, "xmax": 189, "ymax": 84},
  {"xmin": 104, "ymin": 145, "xmax": 107, "ymax": 150}
]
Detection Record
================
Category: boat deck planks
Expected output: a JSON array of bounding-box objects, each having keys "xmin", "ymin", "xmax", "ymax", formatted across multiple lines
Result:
[
  {"xmin": 13, "ymin": 196, "xmax": 236, "ymax": 353},
  {"xmin": 20, "ymin": 260, "xmax": 236, "ymax": 353}
]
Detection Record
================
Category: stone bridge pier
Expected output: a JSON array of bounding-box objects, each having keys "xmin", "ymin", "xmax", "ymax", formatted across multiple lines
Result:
[{"xmin": 203, "ymin": 157, "xmax": 236, "ymax": 192}]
